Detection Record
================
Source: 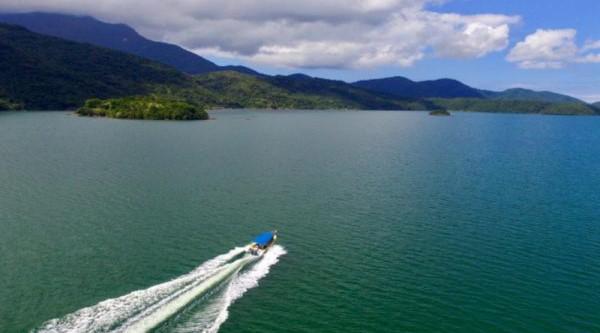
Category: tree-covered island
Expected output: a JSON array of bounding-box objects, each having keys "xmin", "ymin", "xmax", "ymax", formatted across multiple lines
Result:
[
  {"xmin": 429, "ymin": 109, "xmax": 451, "ymax": 116},
  {"xmin": 76, "ymin": 96, "xmax": 209, "ymax": 120}
]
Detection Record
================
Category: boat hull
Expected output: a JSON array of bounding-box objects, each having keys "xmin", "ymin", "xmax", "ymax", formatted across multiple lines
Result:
[{"xmin": 248, "ymin": 233, "xmax": 277, "ymax": 256}]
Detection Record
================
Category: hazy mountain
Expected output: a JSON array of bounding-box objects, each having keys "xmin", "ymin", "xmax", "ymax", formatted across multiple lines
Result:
[
  {"xmin": 0, "ymin": 14, "xmax": 595, "ymax": 115},
  {"xmin": 432, "ymin": 98, "xmax": 600, "ymax": 116},
  {"xmin": 0, "ymin": 23, "xmax": 437, "ymax": 111},
  {"xmin": 0, "ymin": 12, "xmax": 259, "ymax": 75},
  {"xmin": 1, "ymin": 13, "xmax": 586, "ymax": 107},
  {"xmin": 0, "ymin": 22, "xmax": 439, "ymax": 112},
  {"xmin": 353, "ymin": 76, "xmax": 587, "ymax": 105},
  {"xmin": 353, "ymin": 76, "xmax": 484, "ymax": 99},
  {"xmin": 265, "ymin": 74, "xmax": 440, "ymax": 110},
  {"xmin": 189, "ymin": 71, "xmax": 437, "ymax": 110},
  {"xmin": 482, "ymin": 88, "xmax": 583, "ymax": 103}
]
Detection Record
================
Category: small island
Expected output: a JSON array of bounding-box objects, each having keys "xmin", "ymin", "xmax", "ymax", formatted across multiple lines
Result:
[
  {"xmin": 429, "ymin": 109, "xmax": 451, "ymax": 116},
  {"xmin": 0, "ymin": 97, "xmax": 22, "ymax": 111},
  {"xmin": 77, "ymin": 95, "xmax": 209, "ymax": 120}
]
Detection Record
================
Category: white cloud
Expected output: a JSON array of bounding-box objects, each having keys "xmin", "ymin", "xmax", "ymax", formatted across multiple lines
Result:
[
  {"xmin": 578, "ymin": 39, "xmax": 600, "ymax": 64},
  {"xmin": 507, "ymin": 29, "xmax": 578, "ymax": 69},
  {"xmin": 575, "ymin": 54, "xmax": 600, "ymax": 64},
  {"xmin": 582, "ymin": 40, "xmax": 600, "ymax": 52},
  {"xmin": 430, "ymin": 14, "xmax": 513, "ymax": 58},
  {"xmin": 0, "ymin": 0, "xmax": 519, "ymax": 69},
  {"xmin": 507, "ymin": 29, "xmax": 600, "ymax": 69}
]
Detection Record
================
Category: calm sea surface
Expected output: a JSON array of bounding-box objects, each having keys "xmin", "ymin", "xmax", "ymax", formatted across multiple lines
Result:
[{"xmin": 0, "ymin": 110, "xmax": 599, "ymax": 332}]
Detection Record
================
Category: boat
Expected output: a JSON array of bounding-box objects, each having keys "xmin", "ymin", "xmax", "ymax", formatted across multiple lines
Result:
[{"xmin": 248, "ymin": 231, "xmax": 277, "ymax": 256}]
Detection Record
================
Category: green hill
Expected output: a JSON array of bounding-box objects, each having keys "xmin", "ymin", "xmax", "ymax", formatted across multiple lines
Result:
[
  {"xmin": 353, "ymin": 76, "xmax": 484, "ymax": 99},
  {"xmin": 0, "ymin": 24, "xmax": 434, "ymax": 112},
  {"xmin": 481, "ymin": 88, "xmax": 583, "ymax": 103},
  {"xmin": 0, "ymin": 23, "xmax": 193, "ymax": 110},
  {"xmin": 190, "ymin": 71, "xmax": 344, "ymax": 109},
  {"xmin": 268, "ymin": 74, "xmax": 439, "ymax": 110},
  {"xmin": 77, "ymin": 95, "xmax": 208, "ymax": 120},
  {"xmin": 174, "ymin": 71, "xmax": 437, "ymax": 110},
  {"xmin": 431, "ymin": 98, "xmax": 600, "ymax": 116},
  {"xmin": 354, "ymin": 77, "xmax": 587, "ymax": 105},
  {"xmin": 0, "ymin": 12, "xmax": 260, "ymax": 76},
  {"xmin": 1, "ymin": 22, "xmax": 597, "ymax": 116}
]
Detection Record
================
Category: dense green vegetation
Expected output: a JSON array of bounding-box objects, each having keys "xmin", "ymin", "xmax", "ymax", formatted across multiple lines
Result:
[
  {"xmin": 190, "ymin": 71, "xmax": 344, "ymax": 109},
  {"xmin": 353, "ymin": 76, "xmax": 585, "ymax": 104},
  {"xmin": 1, "ymin": 21, "xmax": 598, "ymax": 117},
  {"xmin": 429, "ymin": 110, "xmax": 451, "ymax": 116},
  {"xmin": 77, "ymin": 95, "xmax": 208, "ymax": 120},
  {"xmin": 0, "ymin": 24, "xmax": 434, "ymax": 112},
  {"xmin": 157, "ymin": 71, "xmax": 437, "ymax": 110},
  {"xmin": 431, "ymin": 98, "xmax": 600, "ymax": 116},
  {"xmin": 354, "ymin": 76, "xmax": 484, "ymax": 99},
  {"xmin": 0, "ymin": 96, "xmax": 22, "ymax": 110},
  {"xmin": 266, "ymin": 74, "xmax": 441, "ymax": 110},
  {"xmin": 169, "ymin": 71, "xmax": 438, "ymax": 110},
  {"xmin": 0, "ymin": 12, "xmax": 588, "ymax": 108},
  {"xmin": 0, "ymin": 23, "xmax": 192, "ymax": 110},
  {"xmin": 480, "ymin": 88, "xmax": 583, "ymax": 103}
]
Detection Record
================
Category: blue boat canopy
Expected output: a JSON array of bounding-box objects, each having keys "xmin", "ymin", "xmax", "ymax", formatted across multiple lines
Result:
[{"xmin": 253, "ymin": 232, "xmax": 274, "ymax": 246}]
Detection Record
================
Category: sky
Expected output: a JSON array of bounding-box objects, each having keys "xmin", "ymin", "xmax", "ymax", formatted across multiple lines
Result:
[{"xmin": 1, "ymin": 0, "xmax": 599, "ymax": 101}]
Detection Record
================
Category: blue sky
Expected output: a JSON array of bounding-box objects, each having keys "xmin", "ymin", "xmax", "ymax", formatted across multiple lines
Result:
[
  {"xmin": 206, "ymin": 0, "xmax": 600, "ymax": 101},
  {"xmin": 433, "ymin": 0, "xmax": 600, "ymax": 101}
]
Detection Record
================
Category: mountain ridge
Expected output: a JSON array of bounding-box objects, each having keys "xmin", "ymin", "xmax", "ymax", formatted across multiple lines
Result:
[
  {"xmin": 0, "ymin": 14, "xmax": 597, "ymax": 116},
  {"xmin": 481, "ymin": 88, "xmax": 583, "ymax": 103},
  {"xmin": 0, "ymin": 23, "xmax": 192, "ymax": 110},
  {"xmin": 353, "ymin": 76, "xmax": 484, "ymax": 99},
  {"xmin": 0, "ymin": 24, "xmax": 434, "ymax": 111},
  {"xmin": 0, "ymin": 12, "xmax": 259, "ymax": 76},
  {"xmin": 0, "ymin": 12, "xmax": 588, "ymax": 106},
  {"xmin": 354, "ymin": 76, "xmax": 585, "ymax": 104}
]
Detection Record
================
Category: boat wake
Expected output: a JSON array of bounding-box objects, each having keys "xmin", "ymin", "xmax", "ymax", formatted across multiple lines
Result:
[{"xmin": 34, "ymin": 245, "xmax": 286, "ymax": 333}]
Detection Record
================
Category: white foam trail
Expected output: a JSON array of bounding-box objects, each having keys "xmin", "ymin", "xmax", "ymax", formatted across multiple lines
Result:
[
  {"xmin": 173, "ymin": 245, "xmax": 287, "ymax": 333},
  {"xmin": 120, "ymin": 256, "xmax": 256, "ymax": 332},
  {"xmin": 34, "ymin": 246, "xmax": 247, "ymax": 333}
]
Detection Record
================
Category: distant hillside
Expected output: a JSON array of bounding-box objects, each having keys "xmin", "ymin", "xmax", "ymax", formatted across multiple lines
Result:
[
  {"xmin": 353, "ymin": 76, "xmax": 587, "ymax": 106},
  {"xmin": 0, "ymin": 23, "xmax": 191, "ymax": 109},
  {"xmin": 220, "ymin": 65, "xmax": 265, "ymax": 77},
  {"xmin": 188, "ymin": 71, "xmax": 348, "ymax": 109},
  {"xmin": 3, "ymin": 13, "xmax": 589, "ymax": 109},
  {"xmin": 481, "ymin": 88, "xmax": 583, "ymax": 103},
  {"xmin": 353, "ymin": 76, "xmax": 484, "ymax": 99},
  {"xmin": 268, "ymin": 74, "xmax": 439, "ymax": 110},
  {"xmin": 183, "ymin": 71, "xmax": 436, "ymax": 110},
  {"xmin": 0, "ymin": 24, "xmax": 436, "ymax": 111},
  {"xmin": 593, "ymin": 102, "xmax": 600, "ymax": 108},
  {"xmin": 0, "ymin": 12, "xmax": 258, "ymax": 76},
  {"xmin": 1, "ymin": 19, "xmax": 596, "ymax": 116},
  {"xmin": 431, "ymin": 98, "xmax": 600, "ymax": 116}
]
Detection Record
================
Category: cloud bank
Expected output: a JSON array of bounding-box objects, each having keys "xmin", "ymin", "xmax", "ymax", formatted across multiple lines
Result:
[
  {"xmin": 507, "ymin": 29, "xmax": 600, "ymax": 69},
  {"xmin": 0, "ymin": 0, "xmax": 520, "ymax": 69}
]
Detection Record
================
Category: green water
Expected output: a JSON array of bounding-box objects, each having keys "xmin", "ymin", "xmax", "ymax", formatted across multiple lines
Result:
[{"xmin": 1, "ymin": 110, "xmax": 599, "ymax": 332}]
